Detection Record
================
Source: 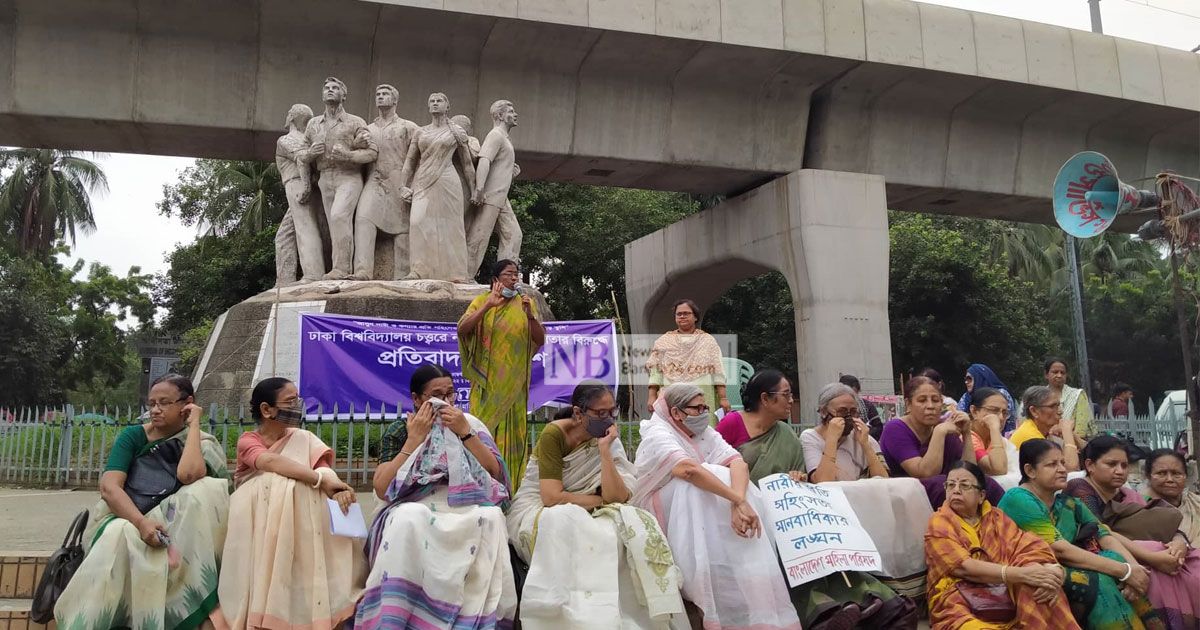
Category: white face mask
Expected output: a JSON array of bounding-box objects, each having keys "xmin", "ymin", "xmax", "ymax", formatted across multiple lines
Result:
[{"xmin": 681, "ymin": 411, "xmax": 710, "ymax": 435}]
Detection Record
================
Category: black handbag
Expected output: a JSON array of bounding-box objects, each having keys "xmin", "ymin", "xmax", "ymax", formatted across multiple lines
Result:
[
  {"xmin": 124, "ymin": 438, "xmax": 184, "ymax": 514},
  {"xmin": 30, "ymin": 509, "xmax": 89, "ymax": 624}
]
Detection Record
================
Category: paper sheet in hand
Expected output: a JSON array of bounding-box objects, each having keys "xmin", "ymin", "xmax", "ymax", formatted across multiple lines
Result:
[
  {"xmin": 758, "ymin": 473, "xmax": 882, "ymax": 586},
  {"xmin": 327, "ymin": 499, "xmax": 368, "ymax": 538}
]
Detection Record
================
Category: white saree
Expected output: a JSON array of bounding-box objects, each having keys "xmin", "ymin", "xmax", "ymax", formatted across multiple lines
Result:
[
  {"xmin": 633, "ymin": 409, "xmax": 801, "ymax": 630},
  {"xmin": 508, "ymin": 434, "xmax": 684, "ymax": 629}
]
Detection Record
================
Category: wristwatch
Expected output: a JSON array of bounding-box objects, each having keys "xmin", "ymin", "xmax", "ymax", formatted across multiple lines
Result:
[{"xmin": 459, "ymin": 431, "xmax": 476, "ymax": 442}]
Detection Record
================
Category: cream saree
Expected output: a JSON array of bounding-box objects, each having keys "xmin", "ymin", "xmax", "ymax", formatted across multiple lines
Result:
[
  {"xmin": 219, "ymin": 429, "xmax": 365, "ymax": 630},
  {"xmin": 55, "ymin": 429, "xmax": 230, "ymax": 630},
  {"xmin": 633, "ymin": 406, "xmax": 801, "ymax": 630},
  {"xmin": 507, "ymin": 435, "xmax": 684, "ymax": 629}
]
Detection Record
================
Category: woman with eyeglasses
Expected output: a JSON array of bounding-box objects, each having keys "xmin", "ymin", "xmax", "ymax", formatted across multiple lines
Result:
[
  {"xmin": 1145, "ymin": 449, "xmax": 1200, "ymax": 552},
  {"xmin": 634, "ymin": 382, "xmax": 800, "ymax": 630},
  {"xmin": 1064, "ymin": 437, "xmax": 1200, "ymax": 629},
  {"xmin": 219, "ymin": 377, "xmax": 365, "ymax": 629},
  {"xmin": 966, "ymin": 387, "xmax": 1012, "ymax": 477},
  {"xmin": 458, "ymin": 258, "xmax": 545, "ymax": 484},
  {"xmin": 507, "ymin": 380, "xmax": 683, "ymax": 628},
  {"xmin": 956, "ymin": 364, "xmax": 1019, "ymax": 435},
  {"xmin": 356, "ymin": 363, "xmax": 515, "ymax": 629},
  {"xmin": 55, "ymin": 374, "xmax": 231, "ymax": 630},
  {"xmin": 743, "ymin": 376, "xmax": 915, "ymax": 629},
  {"xmin": 645, "ymin": 299, "xmax": 730, "ymax": 416},
  {"xmin": 925, "ymin": 461, "xmax": 1077, "ymax": 629},
  {"xmin": 880, "ymin": 376, "xmax": 1005, "ymax": 509},
  {"xmin": 1009, "ymin": 386, "xmax": 1083, "ymax": 470},
  {"xmin": 801, "ymin": 381, "xmax": 888, "ymax": 483},
  {"xmin": 998, "ymin": 439, "xmax": 1164, "ymax": 630}
]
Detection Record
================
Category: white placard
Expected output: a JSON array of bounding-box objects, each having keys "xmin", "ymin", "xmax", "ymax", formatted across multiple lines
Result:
[{"xmin": 758, "ymin": 473, "xmax": 882, "ymax": 586}]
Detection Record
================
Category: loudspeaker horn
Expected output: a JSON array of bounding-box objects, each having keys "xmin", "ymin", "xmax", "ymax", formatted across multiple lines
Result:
[{"xmin": 1052, "ymin": 151, "xmax": 1159, "ymax": 238}]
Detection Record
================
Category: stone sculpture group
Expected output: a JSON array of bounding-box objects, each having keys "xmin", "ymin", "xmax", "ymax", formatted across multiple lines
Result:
[{"xmin": 275, "ymin": 77, "xmax": 522, "ymax": 285}]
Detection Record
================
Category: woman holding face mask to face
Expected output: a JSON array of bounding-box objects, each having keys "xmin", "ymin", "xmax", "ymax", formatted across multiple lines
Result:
[
  {"xmin": 801, "ymin": 381, "xmax": 889, "ymax": 483},
  {"xmin": 356, "ymin": 363, "xmax": 514, "ymax": 629},
  {"xmin": 219, "ymin": 377, "xmax": 366, "ymax": 630},
  {"xmin": 634, "ymin": 382, "xmax": 801, "ymax": 630},
  {"xmin": 508, "ymin": 380, "xmax": 684, "ymax": 629}
]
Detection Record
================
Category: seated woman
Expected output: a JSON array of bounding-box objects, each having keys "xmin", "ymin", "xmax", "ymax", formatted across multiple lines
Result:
[
  {"xmin": 633, "ymin": 382, "xmax": 800, "ymax": 630},
  {"xmin": 1009, "ymin": 386, "xmax": 1085, "ymax": 471},
  {"xmin": 880, "ymin": 376, "xmax": 1004, "ymax": 509},
  {"xmin": 219, "ymin": 377, "xmax": 365, "ymax": 629},
  {"xmin": 507, "ymin": 380, "xmax": 684, "ymax": 629},
  {"xmin": 1144, "ymin": 449, "xmax": 1200, "ymax": 553},
  {"xmin": 997, "ymin": 439, "xmax": 1165, "ymax": 630},
  {"xmin": 55, "ymin": 374, "xmax": 230, "ymax": 630},
  {"xmin": 715, "ymin": 409, "xmax": 751, "ymax": 448},
  {"xmin": 925, "ymin": 461, "xmax": 1077, "ymax": 629},
  {"xmin": 1064, "ymin": 436, "xmax": 1200, "ymax": 629},
  {"xmin": 742, "ymin": 375, "xmax": 915, "ymax": 629},
  {"xmin": 967, "ymin": 387, "xmax": 1011, "ymax": 476},
  {"xmin": 355, "ymin": 364, "xmax": 515, "ymax": 629},
  {"xmin": 800, "ymin": 381, "xmax": 889, "ymax": 482},
  {"xmin": 956, "ymin": 363, "xmax": 1019, "ymax": 435}
]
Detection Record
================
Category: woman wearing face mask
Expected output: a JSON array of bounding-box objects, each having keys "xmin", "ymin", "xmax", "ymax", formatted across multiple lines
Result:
[
  {"xmin": 801, "ymin": 381, "xmax": 889, "ymax": 482},
  {"xmin": 458, "ymin": 258, "xmax": 545, "ymax": 485},
  {"xmin": 1064, "ymin": 437, "xmax": 1200, "ymax": 629},
  {"xmin": 54, "ymin": 374, "xmax": 230, "ymax": 630},
  {"xmin": 507, "ymin": 380, "xmax": 684, "ymax": 629},
  {"xmin": 357, "ymin": 364, "xmax": 514, "ymax": 629},
  {"xmin": 880, "ymin": 376, "xmax": 1005, "ymax": 509},
  {"xmin": 219, "ymin": 377, "xmax": 365, "ymax": 630},
  {"xmin": 633, "ymin": 382, "xmax": 800, "ymax": 630}
]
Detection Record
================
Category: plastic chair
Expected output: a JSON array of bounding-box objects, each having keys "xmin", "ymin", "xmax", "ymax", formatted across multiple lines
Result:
[{"xmin": 721, "ymin": 357, "xmax": 755, "ymax": 411}]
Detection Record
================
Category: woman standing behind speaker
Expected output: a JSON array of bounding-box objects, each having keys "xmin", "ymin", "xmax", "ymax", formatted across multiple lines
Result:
[{"xmin": 1044, "ymin": 357, "xmax": 1096, "ymax": 440}]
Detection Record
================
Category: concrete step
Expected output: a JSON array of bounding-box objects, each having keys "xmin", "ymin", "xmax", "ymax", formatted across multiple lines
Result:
[
  {"xmin": 0, "ymin": 598, "xmax": 56, "ymax": 629},
  {"xmin": 0, "ymin": 552, "xmax": 49, "ymax": 600}
]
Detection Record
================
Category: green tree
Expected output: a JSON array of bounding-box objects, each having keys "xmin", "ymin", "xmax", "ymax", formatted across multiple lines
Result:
[
  {"xmin": 705, "ymin": 272, "xmax": 797, "ymax": 378},
  {"xmin": 156, "ymin": 227, "xmax": 278, "ymax": 333},
  {"xmin": 888, "ymin": 213, "xmax": 1055, "ymax": 394},
  {"xmin": 0, "ymin": 148, "xmax": 107, "ymax": 256},
  {"xmin": 158, "ymin": 159, "xmax": 286, "ymax": 234}
]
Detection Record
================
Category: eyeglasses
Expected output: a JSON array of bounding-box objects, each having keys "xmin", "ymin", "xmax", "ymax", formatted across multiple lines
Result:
[
  {"xmin": 148, "ymin": 397, "xmax": 187, "ymax": 410},
  {"xmin": 944, "ymin": 480, "xmax": 981, "ymax": 492},
  {"xmin": 426, "ymin": 390, "xmax": 458, "ymax": 403},
  {"xmin": 978, "ymin": 405, "xmax": 1008, "ymax": 416},
  {"xmin": 828, "ymin": 408, "xmax": 857, "ymax": 418},
  {"xmin": 1151, "ymin": 470, "xmax": 1187, "ymax": 480},
  {"xmin": 674, "ymin": 311, "xmax": 695, "ymax": 318},
  {"xmin": 1034, "ymin": 402, "xmax": 1063, "ymax": 410},
  {"xmin": 768, "ymin": 391, "xmax": 794, "ymax": 401},
  {"xmin": 682, "ymin": 404, "xmax": 710, "ymax": 413},
  {"xmin": 585, "ymin": 407, "xmax": 619, "ymax": 419}
]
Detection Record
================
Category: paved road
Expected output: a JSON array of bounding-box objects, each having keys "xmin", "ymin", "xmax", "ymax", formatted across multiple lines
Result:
[{"xmin": 0, "ymin": 486, "xmax": 382, "ymax": 553}]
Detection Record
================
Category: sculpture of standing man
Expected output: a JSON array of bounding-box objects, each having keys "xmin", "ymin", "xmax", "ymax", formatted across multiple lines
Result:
[
  {"xmin": 352, "ymin": 84, "xmax": 420, "ymax": 280},
  {"xmin": 398, "ymin": 93, "xmax": 475, "ymax": 283},
  {"xmin": 275, "ymin": 104, "xmax": 326, "ymax": 285},
  {"xmin": 467, "ymin": 100, "xmax": 523, "ymax": 279},
  {"xmin": 303, "ymin": 77, "xmax": 377, "ymax": 280}
]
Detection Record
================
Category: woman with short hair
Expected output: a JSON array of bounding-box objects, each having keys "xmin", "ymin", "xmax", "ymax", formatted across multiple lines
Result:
[
  {"xmin": 997, "ymin": 439, "xmax": 1164, "ymax": 629},
  {"xmin": 55, "ymin": 374, "xmax": 230, "ymax": 630},
  {"xmin": 1144, "ymin": 449, "xmax": 1200, "ymax": 551},
  {"xmin": 1009, "ymin": 385, "xmax": 1083, "ymax": 470},
  {"xmin": 1064, "ymin": 436, "xmax": 1200, "ymax": 629},
  {"xmin": 634, "ymin": 382, "xmax": 800, "ymax": 630},
  {"xmin": 801, "ymin": 381, "xmax": 888, "ymax": 482},
  {"xmin": 219, "ymin": 377, "xmax": 365, "ymax": 629},
  {"xmin": 355, "ymin": 363, "xmax": 516, "ymax": 629},
  {"xmin": 508, "ymin": 380, "xmax": 684, "ymax": 629},
  {"xmin": 925, "ymin": 461, "xmax": 1077, "ymax": 629}
]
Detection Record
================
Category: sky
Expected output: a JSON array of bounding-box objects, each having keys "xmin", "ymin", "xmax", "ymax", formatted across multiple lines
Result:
[{"xmin": 61, "ymin": 0, "xmax": 1200, "ymax": 279}]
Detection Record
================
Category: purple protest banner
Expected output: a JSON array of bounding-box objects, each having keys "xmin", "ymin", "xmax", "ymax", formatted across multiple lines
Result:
[{"xmin": 298, "ymin": 312, "xmax": 618, "ymax": 418}]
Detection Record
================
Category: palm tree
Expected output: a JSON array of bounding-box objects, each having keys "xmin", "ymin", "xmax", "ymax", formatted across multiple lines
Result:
[
  {"xmin": 0, "ymin": 148, "xmax": 108, "ymax": 256},
  {"xmin": 201, "ymin": 161, "xmax": 285, "ymax": 235}
]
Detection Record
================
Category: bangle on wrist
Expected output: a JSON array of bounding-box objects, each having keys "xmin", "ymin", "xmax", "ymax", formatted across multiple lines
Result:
[
  {"xmin": 400, "ymin": 449, "xmax": 414, "ymax": 457},
  {"xmin": 1119, "ymin": 562, "xmax": 1133, "ymax": 582},
  {"xmin": 1000, "ymin": 565, "xmax": 1008, "ymax": 583},
  {"xmin": 312, "ymin": 468, "xmax": 324, "ymax": 489}
]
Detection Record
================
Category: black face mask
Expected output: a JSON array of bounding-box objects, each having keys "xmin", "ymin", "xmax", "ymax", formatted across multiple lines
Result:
[
  {"xmin": 823, "ymin": 413, "xmax": 854, "ymax": 439},
  {"xmin": 275, "ymin": 403, "xmax": 304, "ymax": 426},
  {"xmin": 585, "ymin": 414, "xmax": 614, "ymax": 438}
]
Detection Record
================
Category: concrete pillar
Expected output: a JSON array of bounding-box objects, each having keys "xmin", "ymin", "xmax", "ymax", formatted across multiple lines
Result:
[{"xmin": 624, "ymin": 169, "xmax": 892, "ymax": 419}]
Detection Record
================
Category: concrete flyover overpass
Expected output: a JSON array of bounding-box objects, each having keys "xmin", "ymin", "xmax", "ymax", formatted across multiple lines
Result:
[{"xmin": 2, "ymin": 0, "xmax": 1196, "ymax": 409}]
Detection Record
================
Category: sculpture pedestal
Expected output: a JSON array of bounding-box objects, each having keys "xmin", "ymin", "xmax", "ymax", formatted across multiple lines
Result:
[{"xmin": 192, "ymin": 279, "xmax": 551, "ymax": 409}]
